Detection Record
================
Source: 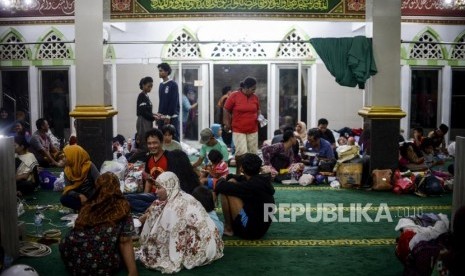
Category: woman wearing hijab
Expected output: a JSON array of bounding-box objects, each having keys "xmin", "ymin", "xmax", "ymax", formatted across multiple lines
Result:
[
  {"xmin": 139, "ymin": 172, "xmax": 223, "ymax": 274},
  {"xmin": 60, "ymin": 145, "xmax": 100, "ymax": 211},
  {"xmin": 60, "ymin": 172, "xmax": 138, "ymax": 276},
  {"xmin": 295, "ymin": 121, "xmax": 307, "ymax": 143}
]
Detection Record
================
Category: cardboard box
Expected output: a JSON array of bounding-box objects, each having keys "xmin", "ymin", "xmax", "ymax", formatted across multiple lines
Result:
[{"xmin": 337, "ymin": 163, "xmax": 363, "ymax": 188}]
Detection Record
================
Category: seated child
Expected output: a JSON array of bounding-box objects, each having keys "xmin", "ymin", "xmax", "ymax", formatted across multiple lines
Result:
[
  {"xmin": 200, "ymin": 149, "xmax": 229, "ymax": 190},
  {"xmin": 162, "ymin": 124, "xmax": 182, "ymax": 151},
  {"xmin": 421, "ymin": 137, "xmax": 445, "ymax": 168},
  {"xmin": 192, "ymin": 186, "xmax": 224, "ymax": 236},
  {"xmin": 112, "ymin": 134, "xmax": 128, "ymax": 159}
]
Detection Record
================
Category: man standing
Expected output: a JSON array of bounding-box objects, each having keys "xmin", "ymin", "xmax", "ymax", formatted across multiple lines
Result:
[{"xmin": 156, "ymin": 63, "xmax": 180, "ymax": 141}]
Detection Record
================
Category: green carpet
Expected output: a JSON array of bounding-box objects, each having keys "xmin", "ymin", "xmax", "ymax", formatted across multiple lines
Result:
[{"xmin": 14, "ymin": 183, "xmax": 453, "ymax": 275}]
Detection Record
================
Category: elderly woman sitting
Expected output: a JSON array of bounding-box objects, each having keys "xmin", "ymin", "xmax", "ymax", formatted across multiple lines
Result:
[{"xmin": 139, "ymin": 172, "xmax": 223, "ymax": 274}]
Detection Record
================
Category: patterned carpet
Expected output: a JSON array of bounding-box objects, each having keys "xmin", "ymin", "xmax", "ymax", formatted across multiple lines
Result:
[{"xmin": 14, "ymin": 182, "xmax": 452, "ymax": 275}]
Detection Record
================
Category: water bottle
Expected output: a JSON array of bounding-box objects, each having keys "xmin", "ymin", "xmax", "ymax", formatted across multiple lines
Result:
[
  {"xmin": 34, "ymin": 211, "xmax": 43, "ymax": 237},
  {"xmin": 312, "ymin": 157, "xmax": 318, "ymax": 167}
]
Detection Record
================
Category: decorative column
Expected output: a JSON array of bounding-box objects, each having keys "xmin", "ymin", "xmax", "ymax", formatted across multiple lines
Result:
[
  {"xmin": 70, "ymin": 0, "xmax": 116, "ymax": 169},
  {"xmin": 359, "ymin": 0, "xmax": 406, "ymax": 172}
]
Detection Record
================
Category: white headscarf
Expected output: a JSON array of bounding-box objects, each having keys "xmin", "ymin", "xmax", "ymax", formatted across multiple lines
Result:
[{"xmin": 296, "ymin": 121, "xmax": 307, "ymax": 141}]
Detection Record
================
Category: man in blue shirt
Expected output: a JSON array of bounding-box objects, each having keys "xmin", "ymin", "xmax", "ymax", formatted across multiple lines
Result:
[
  {"xmin": 156, "ymin": 63, "xmax": 180, "ymax": 141},
  {"xmin": 303, "ymin": 128, "xmax": 335, "ymax": 161}
]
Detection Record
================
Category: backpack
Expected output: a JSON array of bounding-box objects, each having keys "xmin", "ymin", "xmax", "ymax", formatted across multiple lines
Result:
[
  {"xmin": 415, "ymin": 174, "xmax": 444, "ymax": 196},
  {"xmin": 38, "ymin": 170, "xmax": 58, "ymax": 190}
]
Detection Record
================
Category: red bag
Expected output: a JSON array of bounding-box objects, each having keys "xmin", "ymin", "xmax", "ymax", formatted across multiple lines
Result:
[{"xmin": 393, "ymin": 177, "xmax": 414, "ymax": 194}]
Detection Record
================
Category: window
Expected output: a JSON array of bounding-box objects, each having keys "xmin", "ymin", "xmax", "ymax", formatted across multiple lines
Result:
[
  {"xmin": 0, "ymin": 32, "xmax": 28, "ymax": 60},
  {"xmin": 166, "ymin": 31, "xmax": 201, "ymax": 58}
]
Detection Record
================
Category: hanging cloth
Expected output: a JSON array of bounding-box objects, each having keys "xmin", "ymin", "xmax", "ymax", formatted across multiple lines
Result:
[{"xmin": 310, "ymin": 36, "xmax": 377, "ymax": 89}]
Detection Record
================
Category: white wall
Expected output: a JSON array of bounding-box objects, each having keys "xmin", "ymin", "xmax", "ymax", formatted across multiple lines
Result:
[
  {"xmin": 315, "ymin": 63, "xmax": 364, "ymax": 130},
  {"xmin": 115, "ymin": 64, "xmax": 159, "ymax": 140}
]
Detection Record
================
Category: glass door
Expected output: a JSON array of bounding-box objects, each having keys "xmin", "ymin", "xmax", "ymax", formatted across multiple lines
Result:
[
  {"xmin": 178, "ymin": 63, "xmax": 210, "ymax": 142},
  {"xmin": 450, "ymin": 69, "xmax": 465, "ymax": 140},
  {"xmin": 278, "ymin": 67, "xmax": 299, "ymax": 128},
  {"xmin": 1, "ymin": 69, "xmax": 30, "ymax": 134},
  {"xmin": 410, "ymin": 69, "xmax": 440, "ymax": 134},
  {"xmin": 271, "ymin": 63, "xmax": 309, "ymax": 138},
  {"xmin": 40, "ymin": 68, "xmax": 70, "ymax": 141},
  {"xmin": 213, "ymin": 64, "xmax": 268, "ymax": 146}
]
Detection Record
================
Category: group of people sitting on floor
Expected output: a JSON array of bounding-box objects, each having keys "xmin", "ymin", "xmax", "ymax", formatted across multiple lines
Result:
[
  {"xmin": 261, "ymin": 118, "xmax": 361, "ymax": 181},
  {"xmin": 34, "ymin": 126, "xmax": 275, "ymax": 274},
  {"xmin": 12, "ymin": 113, "xmax": 457, "ymax": 274},
  {"xmin": 398, "ymin": 123, "xmax": 453, "ymax": 172}
]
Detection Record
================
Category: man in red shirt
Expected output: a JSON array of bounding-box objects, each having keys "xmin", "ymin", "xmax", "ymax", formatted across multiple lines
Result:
[
  {"xmin": 143, "ymin": 128, "xmax": 169, "ymax": 192},
  {"xmin": 126, "ymin": 128, "xmax": 170, "ymax": 213}
]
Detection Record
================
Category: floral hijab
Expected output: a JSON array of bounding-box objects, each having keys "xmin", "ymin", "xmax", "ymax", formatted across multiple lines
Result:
[
  {"xmin": 140, "ymin": 171, "xmax": 224, "ymax": 273},
  {"xmin": 75, "ymin": 172, "xmax": 130, "ymax": 229},
  {"xmin": 155, "ymin": 171, "xmax": 180, "ymax": 202}
]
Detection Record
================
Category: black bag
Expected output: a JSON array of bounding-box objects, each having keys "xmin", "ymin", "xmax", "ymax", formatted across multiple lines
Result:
[
  {"xmin": 318, "ymin": 159, "xmax": 336, "ymax": 172},
  {"xmin": 274, "ymin": 173, "xmax": 291, "ymax": 183},
  {"xmin": 270, "ymin": 153, "xmax": 290, "ymax": 172},
  {"xmin": 416, "ymin": 174, "xmax": 444, "ymax": 196}
]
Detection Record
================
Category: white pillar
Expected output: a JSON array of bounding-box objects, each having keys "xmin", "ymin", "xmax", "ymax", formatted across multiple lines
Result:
[
  {"xmin": 365, "ymin": 0, "xmax": 401, "ymax": 107},
  {"xmin": 442, "ymin": 65, "xmax": 452, "ymax": 143},
  {"xmin": 75, "ymin": 0, "xmax": 105, "ymax": 105},
  {"xmin": 359, "ymin": 0, "xmax": 405, "ymax": 172},
  {"xmin": 0, "ymin": 137, "xmax": 19, "ymax": 260},
  {"xmin": 401, "ymin": 65, "xmax": 411, "ymax": 138}
]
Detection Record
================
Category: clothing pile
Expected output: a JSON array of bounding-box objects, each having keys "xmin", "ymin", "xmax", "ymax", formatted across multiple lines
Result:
[{"xmin": 395, "ymin": 213, "xmax": 451, "ymax": 275}]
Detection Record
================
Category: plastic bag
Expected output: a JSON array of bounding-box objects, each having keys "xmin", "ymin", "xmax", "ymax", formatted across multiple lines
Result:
[
  {"xmin": 53, "ymin": 172, "xmax": 65, "ymax": 192},
  {"xmin": 100, "ymin": 160, "xmax": 126, "ymax": 180}
]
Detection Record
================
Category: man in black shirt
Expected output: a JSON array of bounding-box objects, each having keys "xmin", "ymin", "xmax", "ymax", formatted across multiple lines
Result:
[{"xmin": 215, "ymin": 153, "xmax": 275, "ymax": 239}]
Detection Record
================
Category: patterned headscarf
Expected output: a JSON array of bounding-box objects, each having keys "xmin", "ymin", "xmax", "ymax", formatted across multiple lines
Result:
[
  {"xmin": 63, "ymin": 145, "xmax": 92, "ymax": 194},
  {"xmin": 155, "ymin": 171, "xmax": 181, "ymax": 202},
  {"xmin": 140, "ymin": 171, "xmax": 224, "ymax": 272},
  {"xmin": 75, "ymin": 172, "xmax": 130, "ymax": 229}
]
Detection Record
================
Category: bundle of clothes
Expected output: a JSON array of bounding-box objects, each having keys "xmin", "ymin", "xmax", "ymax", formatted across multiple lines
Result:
[{"xmin": 395, "ymin": 208, "xmax": 465, "ymax": 275}]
